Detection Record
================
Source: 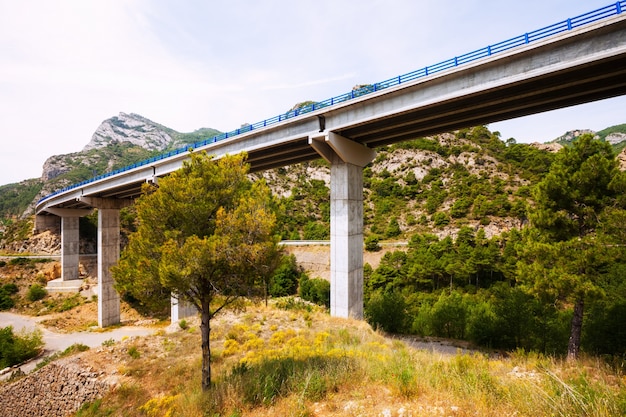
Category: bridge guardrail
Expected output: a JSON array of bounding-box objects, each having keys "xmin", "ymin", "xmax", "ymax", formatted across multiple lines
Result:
[{"xmin": 37, "ymin": 1, "xmax": 625, "ymax": 206}]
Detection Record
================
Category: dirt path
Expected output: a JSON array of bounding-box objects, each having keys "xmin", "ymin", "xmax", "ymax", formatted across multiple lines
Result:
[{"xmin": 0, "ymin": 312, "xmax": 155, "ymax": 376}]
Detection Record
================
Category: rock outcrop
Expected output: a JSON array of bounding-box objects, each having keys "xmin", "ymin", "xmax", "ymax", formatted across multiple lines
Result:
[
  {"xmin": 553, "ymin": 129, "xmax": 597, "ymax": 145},
  {"xmin": 83, "ymin": 112, "xmax": 173, "ymax": 152},
  {"xmin": 530, "ymin": 142, "xmax": 563, "ymax": 153},
  {"xmin": 606, "ymin": 132, "xmax": 626, "ymax": 145}
]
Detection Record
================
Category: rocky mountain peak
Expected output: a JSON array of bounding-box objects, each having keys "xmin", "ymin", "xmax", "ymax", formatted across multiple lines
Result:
[{"xmin": 82, "ymin": 112, "xmax": 174, "ymax": 152}]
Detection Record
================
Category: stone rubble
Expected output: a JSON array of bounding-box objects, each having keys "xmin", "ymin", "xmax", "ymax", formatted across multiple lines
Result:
[{"xmin": 0, "ymin": 357, "xmax": 112, "ymax": 417}]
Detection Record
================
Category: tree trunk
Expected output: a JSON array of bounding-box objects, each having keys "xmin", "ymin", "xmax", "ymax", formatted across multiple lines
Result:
[
  {"xmin": 567, "ymin": 297, "xmax": 584, "ymax": 361},
  {"xmin": 200, "ymin": 300, "xmax": 212, "ymax": 391}
]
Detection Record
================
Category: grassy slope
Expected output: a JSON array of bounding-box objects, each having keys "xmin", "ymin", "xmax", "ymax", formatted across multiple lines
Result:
[{"xmin": 67, "ymin": 300, "xmax": 625, "ymax": 417}]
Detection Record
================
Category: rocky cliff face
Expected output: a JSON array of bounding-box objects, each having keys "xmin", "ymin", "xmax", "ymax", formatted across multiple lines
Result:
[
  {"xmin": 606, "ymin": 132, "xmax": 626, "ymax": 145},
  {"xmin": 83, "ymin": 112, "xmax": 174, "ymax": 152},
  {"xmin": 40, "ymin": 113, "xmax": 176, "ymax": 183}
]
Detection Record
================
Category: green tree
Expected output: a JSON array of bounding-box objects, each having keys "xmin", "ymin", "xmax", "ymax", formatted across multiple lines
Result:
[
  {"xmin": 113, "ymin": 152, "xmax": 281, "ymax": 390},
  {"xmin": 523, "ymin": 135, "xmax": 624, "ymax": 360},
  {"xmin": 269, "ymin": 255, "xmax": 301, "ymax": 299},
  {"xmin": 365, "ymin": 290, "xmax": 407, "ymax": 333}
]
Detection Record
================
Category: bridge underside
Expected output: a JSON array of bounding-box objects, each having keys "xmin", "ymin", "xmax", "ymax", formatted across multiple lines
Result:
[{"xmin": 247, "ymin": 54, "xmax": 626, "ymax": 171}]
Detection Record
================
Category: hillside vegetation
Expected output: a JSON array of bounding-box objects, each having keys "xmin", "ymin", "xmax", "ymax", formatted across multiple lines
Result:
[
  {"xmin": 1, "ymin": 121, "xmax": 626, "ymax": 415},
  {"xmin": 3, "ymin": 125, "xmax": 626, "ymax": 359}
]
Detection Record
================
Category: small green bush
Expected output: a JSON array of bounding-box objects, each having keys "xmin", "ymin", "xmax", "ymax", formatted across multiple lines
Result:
[
  {"xmin": 269, "ymin": 255, "xmax": 301, "ymax": 297},
  {"xmin": 128, "ymin": 346, "xmax": 140, "ymax": 359},
  {"xmin": 365, "ymin": 235, "xmax": 382, "ymax": 252},
  {"xmin": 26, "ymin": 284, "xmax": 47, "ymax": 301},
  {"xmin": 365, "ymin": 291, "xmax": 407, "ymax": 333},
  {"xmin": 9, "ymin": 257, "xmax": 30, "ymax": 266},
  {"xmin": 0, "ymin": 326, "xmax": 44, "ymax": 368},
  {"xmin": 0, "ymin": 292, "xmax": 15, "ymax": 310},
  {"xmin": 3, "ymin": 283, "xmax": 18, "ymax": 294},
  {"xmin": 299, "ymin": 276, "xmax": 330, "ymax": 308},
  {"xmin": 102, "ymin": 339, "xmax": 116, "ymax": 347},
  {"xmin": 0, "ymin": 283, "xmax": 19, "ymax": 310}
]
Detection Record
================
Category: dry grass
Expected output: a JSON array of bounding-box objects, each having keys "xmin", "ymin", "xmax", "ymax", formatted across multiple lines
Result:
[{"xmin": 66, "ymin": 299, "xmax": 625, "ymax": 417}]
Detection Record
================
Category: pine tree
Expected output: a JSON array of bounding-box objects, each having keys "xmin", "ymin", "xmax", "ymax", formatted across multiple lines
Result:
[
  {"xmin": 524, "ymin": 134, "xmax": 623, "ymax": 360},
  {"xmin": 113, "ymin": 152, "xmax": 281, "ymax": 390}
]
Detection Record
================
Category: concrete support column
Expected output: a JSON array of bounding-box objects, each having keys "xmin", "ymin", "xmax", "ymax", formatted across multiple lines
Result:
[
  {"xmin": 78, "ymin": 197, "xmax": 132, "ymax": 328},
  {"xmin": 45, "ymin": 208, "xmax": 93, "ymax": 281},
  {"xmin": 98, "ymin": 208, "xmax": 121, "ymax": 327},
  {"xmin": 330, "ymin": 158, "xmax": 365, "ymax": 318},
  {"xmin": 34, "ymin": 214, "xmax": 61, "ymax": 234},
  {"xmin": 61, "ymin": 216, "xmax": 80, "ymax": 281},
  {"xmin": 171, "ymin": 295, "xmax": 197, "ymax": 323},
  {"xmin": 310, "ymin": 132, "xmax": 376, "ymax": 319}
]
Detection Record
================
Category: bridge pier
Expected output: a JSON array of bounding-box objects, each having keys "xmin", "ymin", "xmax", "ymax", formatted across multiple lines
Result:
[
  {"xmin": 44, "ymin": 208, "xmax": 93, "ymax": 282},
  {"xmin": 60, "ymin": 216, "xmax": 80, "ymax": 281},
  {"xmin": 171, "ymin": 295, "xmax": 197, "ymax": 323},
  {"xmin": 310, "ymin": 132, "xmax": 376, "ymax": 319},
  {"xmin": 80, "ymin": 197, "xmax": 132, "ymax": 327}
]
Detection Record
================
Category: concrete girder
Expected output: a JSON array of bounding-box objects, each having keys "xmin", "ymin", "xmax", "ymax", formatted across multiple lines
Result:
[{"xmin": 309, "ymin": 132, "xmax": 376, "ymax": 168}]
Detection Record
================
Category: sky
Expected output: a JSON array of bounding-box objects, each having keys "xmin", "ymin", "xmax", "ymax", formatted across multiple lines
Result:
[{"xmin": 1, "ymin": 0, "xmax": 625, "ymax": 186}]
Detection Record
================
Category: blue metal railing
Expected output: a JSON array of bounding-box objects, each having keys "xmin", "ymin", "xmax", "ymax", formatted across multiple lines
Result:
[{"xmin": 38, "ymin": 1, "xmax": 625, "ymax": 205}]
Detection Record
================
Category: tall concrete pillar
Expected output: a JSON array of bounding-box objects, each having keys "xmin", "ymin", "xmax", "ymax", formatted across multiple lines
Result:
[
  {"xmin": 98, "ymin": 208, "xmax": 121, "ymax": 327},
  {"xmin": 310, "ymin": 132, "xmax": 376, "ymax": 319},
  {"xmin": 61, "ymin": 216, "xmax": 80, "ymax": 281},
  {"xmin": 79, "ymin": 197, "xmax": 132, "ymax": 328},
  {"xmin": 45, "ymin": 208, "xmax": 93, "ymax": 281},
  {"xmin": 330, "ymin": 158, "xmax": 366, "ymax": 318},
  {"xmin": 171, "ymin": 295, "xmax": 197, "ymax": 323},
  {"xmin": 33, "ymin": 214, "xmax": 61, "ymax": 235}
]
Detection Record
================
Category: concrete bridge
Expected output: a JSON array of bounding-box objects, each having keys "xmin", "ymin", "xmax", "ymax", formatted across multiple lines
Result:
[{"xmin": 35, "ymin": 3, "xmax": 626, "ymax": 327}]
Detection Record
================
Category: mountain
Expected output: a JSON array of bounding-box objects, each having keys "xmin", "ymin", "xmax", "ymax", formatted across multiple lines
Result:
[
  {"xmin": 0, "ymin": 113, "xmax": 221, "ymax": 218},
  {"xmin": 42, "ymin": 113, "xmax": 221, "ymax": 183}
]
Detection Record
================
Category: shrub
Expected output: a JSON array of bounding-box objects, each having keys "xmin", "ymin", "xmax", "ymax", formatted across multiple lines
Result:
[
  {"xmin": 0, "ymin": 326, "xmax": 44, "ymax": 368},
  {"xmin": 303, "ymin": 221, "xmax": 329, "ymax": 240},
  {"xmin": 26, "ymin": 284, "xmax": 47, "ymax": 301},
  {"xmin": 429, "ymin": 291, "xmax": 468, "ymax": 339},
  {"xmin": 385, "ymin": 217, "xmax": 402, "ymax": 238},
  {"xmin": 0, "ymin": 283, "xmax": 19, "ymax": 310},
  {"xmin": 365, "ymin": 290, "xmax": 407, "ymax": 333},
  {"xmin": 365, "ymin": 234, "xmax": 382, "ymax": 252},
  {"xmin": 0, "ymin": 292, "xmax": 15, "ymax": 310},
  {"xmin": 269, "ymin": 255, "xmax": 301, "ymax": 297},
  {"xmin": 9, "ymin": 257, "xmax": 30, "ymax": 266},
  {"xmin": 432, "ymin": 212, "xmax": 450, "ymax": 227},
  {"xmin": 128, "ymin": 346, "xmax": 140, "ymax": 359},
  {"xmin": 299, "ymin": 276, "xmax": 330, "ymax": 308},
  {"xmin": 3, "ymin": 283, "xmax": 18, "ymax": 294}
]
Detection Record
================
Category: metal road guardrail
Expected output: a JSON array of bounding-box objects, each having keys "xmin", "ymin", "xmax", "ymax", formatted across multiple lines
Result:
[{"xmin": 38, "ymin": 1, "xmax": 626, "ymax": 205}]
